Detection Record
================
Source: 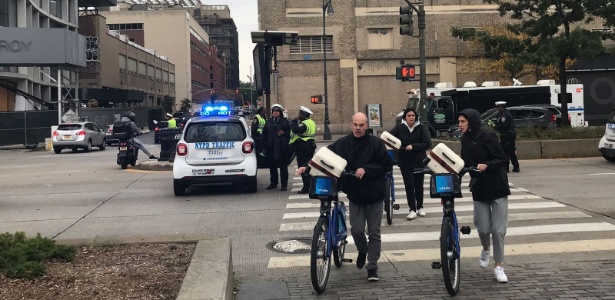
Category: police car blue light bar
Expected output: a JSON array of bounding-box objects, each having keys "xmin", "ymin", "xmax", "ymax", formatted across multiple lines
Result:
[{"xmin": 200, "ymin": 106, "xmax": 231, "ymax": 116}]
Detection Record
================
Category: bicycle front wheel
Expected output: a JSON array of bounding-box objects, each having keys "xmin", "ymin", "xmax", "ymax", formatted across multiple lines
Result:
[
  {"xmin": 311, "ymin": 217, "xmax": 331, "ymax": 293},
  {"xmin": 440, "ymin": 216, "xmax": 460, "ymax": 296},
  {"xmin": 384, "ymin": 175, "xmax": 393, "ymax": 225}
]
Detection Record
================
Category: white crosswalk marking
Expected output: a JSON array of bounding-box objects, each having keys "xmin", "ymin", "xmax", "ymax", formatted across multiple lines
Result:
[{"xmin": 268, "ymin": 169, "xmax": 615, "ymax": 269}]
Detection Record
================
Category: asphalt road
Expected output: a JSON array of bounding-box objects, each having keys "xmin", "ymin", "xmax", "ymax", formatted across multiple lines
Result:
[{"xmin": 2, "ymin": 136, "xmax": 615, "ymax": 299}]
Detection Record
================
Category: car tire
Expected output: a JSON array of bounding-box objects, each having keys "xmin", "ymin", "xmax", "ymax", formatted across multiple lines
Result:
[
  {"xmin": 100, "ymin": 139, "xmax": 106, "ymax": 150},
  {"xmin": 174, "ymin": 180, "xmax": 186, "ymax": 196},
  {"xmin": 53, "ymin": 147, "xmax": 62, "ymax": 154},
  {"xmin": 603, "ymin": 153, "xmax": 615, "ymax": 163},
  {"xmin": 246, "ymin": 176, "xmax": 257, "ymax": 193},
  {"xmin": 72, "ymin": 148, "xmax": 78, "ymax": 153},
  {"xmin": 84, "ymin": 140, "xmax": 92, "ymax": 152}
]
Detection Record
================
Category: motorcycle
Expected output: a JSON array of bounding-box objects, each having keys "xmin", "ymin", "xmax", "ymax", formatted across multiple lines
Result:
[{"xmin": 117, "ymin": 137, "xmax": 138, "ymax": 169}]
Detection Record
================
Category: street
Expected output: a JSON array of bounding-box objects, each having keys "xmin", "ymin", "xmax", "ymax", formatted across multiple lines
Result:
[{"xmin": 1, "ymin": 134, "xmax": 615, "ymax": 299}]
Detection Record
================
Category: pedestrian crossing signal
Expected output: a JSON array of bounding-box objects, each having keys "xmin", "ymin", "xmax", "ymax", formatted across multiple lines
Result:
[
  {"xmin": 311, "ymin": 95, "xmax": 323, "ymax": 104},
  {"xmin": 396, "ymin": 65, "xmax": 416, "ymax": 81}
]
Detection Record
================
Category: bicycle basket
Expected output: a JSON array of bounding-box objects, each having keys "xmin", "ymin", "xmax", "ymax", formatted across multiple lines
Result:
[
  {"xmin": 309, "ymin": 176, "xmax": 338, "ymax": 201},
  {"xmin": 429, "ymin": 173, "xmax": 462, "ymax": 198}
]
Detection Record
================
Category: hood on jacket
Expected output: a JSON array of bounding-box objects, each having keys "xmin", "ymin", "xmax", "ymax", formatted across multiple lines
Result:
[
  {"xmin": 401, "ymin": 119, "xmax": 420, "ymax": 133},
  {"xmin": 458, "ymin": 108, "xmax": 482, "ymax": 136}
]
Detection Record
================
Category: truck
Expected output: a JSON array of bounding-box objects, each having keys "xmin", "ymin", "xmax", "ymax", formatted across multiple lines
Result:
[{"xmin": 399, "ymin": 81, "xmax": 586, "ymax": 137}]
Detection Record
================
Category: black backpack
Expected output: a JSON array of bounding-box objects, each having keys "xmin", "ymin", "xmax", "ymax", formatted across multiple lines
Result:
[{"xmin": 112, "ymin": 121, "xmax": 133, "ymax": 140}]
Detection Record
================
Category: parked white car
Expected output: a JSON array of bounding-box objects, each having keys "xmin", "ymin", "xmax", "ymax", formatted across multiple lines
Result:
[{"xmin": 172, "ymin": 106, "xmax": 258, "ymax": 196}]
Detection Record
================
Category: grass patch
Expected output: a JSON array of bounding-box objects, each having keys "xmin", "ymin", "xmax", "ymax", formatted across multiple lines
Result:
[{"xmin": 0, "ymin": 232, "xmax": 76, "ymax": 279}]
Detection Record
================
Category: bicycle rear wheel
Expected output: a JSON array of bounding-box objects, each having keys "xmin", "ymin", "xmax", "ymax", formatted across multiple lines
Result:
[
  {"xmin": 440, "ymin": 216, "xmax": 460, "ymax": 296},
  {"xmin": 384, "ymin": 175, "xmax": 393, "ymax": 225},
  {"xmin": 311, "ymin": 217, "xmax": 331, "ymax": 293}
]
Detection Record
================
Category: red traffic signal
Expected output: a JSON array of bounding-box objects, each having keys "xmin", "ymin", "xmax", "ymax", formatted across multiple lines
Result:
[
  {"xmin": 396, "ymin": 65, "xmax": 416, "ymax": 81},
  {"xmin": 310, "ymin": 95, "xmax": 323, "ymax": 104}
]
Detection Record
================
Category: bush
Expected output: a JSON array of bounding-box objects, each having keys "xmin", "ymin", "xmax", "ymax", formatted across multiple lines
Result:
[
  {"xmin": 516, "ymin": 126, "xmax": 604, "ymax": 141},
  {"xmin": 0, "ymin": 232, "xmax": 75, "ymax": 279}
]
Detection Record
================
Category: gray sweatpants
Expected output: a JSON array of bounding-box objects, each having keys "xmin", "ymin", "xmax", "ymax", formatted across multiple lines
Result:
[
  {"xmin": 130, "ymin": 137, "xmax": 152, "ymax": 157},
  {"xmin": 349, "ymin": 202, "xmax": 383, "ymax": 271},
  {"xmin": 473, "ymin": 197, "xmax": 508, "ymax": 263}
]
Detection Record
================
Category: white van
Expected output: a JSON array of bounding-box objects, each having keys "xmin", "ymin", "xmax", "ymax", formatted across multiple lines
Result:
[{"xmin": 598, "ymin": 107, "xmax": 615, "ymax": 162}]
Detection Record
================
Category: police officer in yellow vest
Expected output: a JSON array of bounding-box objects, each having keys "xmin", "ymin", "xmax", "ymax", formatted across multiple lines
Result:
[
  {"xmin": 166, "ymin": 113, "xmax": 177, "ymax": 128},
  {"xmin": 290, "ymin": 106, "xmax": 317, "ymax": 194},
  {"xmin": 251, "ymin": 107, "xmax": 267, "ymax": 157}
]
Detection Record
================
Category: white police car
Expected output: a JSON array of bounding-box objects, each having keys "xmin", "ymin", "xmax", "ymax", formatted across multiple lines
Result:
[
  {"xmin": 599, "ymin": 107, "xmax": 615, "ymax": 163},
  {"xmin": 172, "ymin": 106, "xmax": 258, "ymax": 196}
]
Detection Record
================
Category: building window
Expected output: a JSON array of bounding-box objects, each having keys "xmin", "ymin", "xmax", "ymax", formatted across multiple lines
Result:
[
  {"xmin": 367, "ymin": 28, "xmax": 393, "ymax": 50},
  {"xmin": 0, "ymin": 0, "xmax": 17, "ymax": 27},
  {"xmin": 290, "ymin": 36, "xmax": 333, "ymax": 54},
  {"xmin": 49, "ymin": 0, "xmax": 62, "ymax": 19},
  {"xmin": 170, "ymin": 73, "xmax": 175, "ymax": 84},
  {"xmin": 148, "ymin": 65, "xmax": 155, "ymax": 78},
  {"xmin": 119, "ymin": 55, "xmax": 126, "ymax": 70},
  {"xmin": 163, "ymin": 71, "xmax": 169, "ymax": 82},
  {"xmin": 107, "ymin": 23, "xmax": 144, "ymax": 31},
  {"xmin": 127, "ymin": 58, "xmax": 137, "ymax": 73},
  {"xmin": 156, "ymin": 68, "xmax": 162, "ymax": 80},
  {"xmin": 138, "ymin": 62, "xmax": 146, "ymax": 75}
]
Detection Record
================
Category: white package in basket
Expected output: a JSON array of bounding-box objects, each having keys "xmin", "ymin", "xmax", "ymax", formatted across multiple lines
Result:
[
  {"xmin": 309, "ymin": 147, "xmax": 348, "ymax": 178},
  {"xmin": 427, "ymin": 143, "xmax": 465, "ymax": 174},
  {"xmin": 380, "ymin": 131, "xmax": 402, "ymax": 150}
]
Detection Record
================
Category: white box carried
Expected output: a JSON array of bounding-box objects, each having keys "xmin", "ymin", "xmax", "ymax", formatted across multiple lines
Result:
[
  {"xmin": 380, "ymin": 131, "xmax": 402, "ymax": 150},
  {"xmin": 309, "ymin": 147, "xmax": 348, "ymax": 178},
  {"xmin": 427, "ymin": 143, "xmax": 465, "ymax": 174}
]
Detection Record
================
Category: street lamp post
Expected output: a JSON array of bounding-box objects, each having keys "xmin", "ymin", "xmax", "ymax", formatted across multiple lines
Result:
[{"xmin": 322, "ymin": 0, "xmax": 333, "ymax": 140}]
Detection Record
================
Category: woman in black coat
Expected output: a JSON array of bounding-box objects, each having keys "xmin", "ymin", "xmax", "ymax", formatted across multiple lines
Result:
[
  {"xmin": 261, "ymin": 104, "xmax": 291, "ymax": 191},
  {"xmin": 389, "ymin": 108, "xmax": 431, "ymax": 220},
  {"xmin": 458, "ymin": 108, "xmax": 511, "ymax": 283}
]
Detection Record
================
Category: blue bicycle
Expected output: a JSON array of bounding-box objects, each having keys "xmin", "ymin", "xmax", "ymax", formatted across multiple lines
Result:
[
  {"xmin": 383, "ymin": 150, "xmax": 400, "ymax": 225},
  {"xmin": 309, "ymin": 172, "xmax": 354, "ymax": 293},
  {"xmin": 414, "ymin": 163, "xmax": 478, "ymax": 296}
]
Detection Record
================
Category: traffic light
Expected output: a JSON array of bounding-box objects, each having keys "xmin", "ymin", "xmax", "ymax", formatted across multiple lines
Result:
[
  {"xmin": 400, "ymin": 6, "xmax": 414, "ymax": 36},
  {"xmin": 396, "ymin": 65, "xmax": 416, "ymax": 81},
  {"xmin": 310, "ymin": 95, "xmax": 323, "ymax": 104}
]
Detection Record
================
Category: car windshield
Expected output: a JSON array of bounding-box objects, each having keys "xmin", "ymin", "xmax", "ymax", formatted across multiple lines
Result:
[
  {"xmin": 481, "ymin": 108, "xmax": 497, "ymax": 120},
  {"xmin": 184, "ymin": 122, "xmax": 246, "ymax": 143},
  {"xmin": 58, "ymin": 124, "xmax": 82, "ymax": 130},
  {"xmin": 608, "ymin": 108, "xmax": 615, "ymax": 124}
]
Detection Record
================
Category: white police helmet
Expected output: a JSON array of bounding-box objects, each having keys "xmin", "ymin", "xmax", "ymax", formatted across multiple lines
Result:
[
  {"xmin": 495, "ymin": 101, "xmax": 507, "ymax": 107},
  {"xmin": 271, "ymin": 104, "xmax": 284, "ymax": 112},
  {"xmin": 299, "ymin": 106, "xmax": 313, "ymax": 115}
]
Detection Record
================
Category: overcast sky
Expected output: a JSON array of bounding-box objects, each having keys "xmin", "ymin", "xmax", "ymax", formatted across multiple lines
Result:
[{"xmin": 205, "ymin": 0, "xmax": 258, "ymax": 85}]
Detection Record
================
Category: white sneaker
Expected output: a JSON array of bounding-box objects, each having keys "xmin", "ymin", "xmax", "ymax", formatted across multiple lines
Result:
[
  {"xmin": 479, "ymin": 249, "xmax": 490, "ymax": 269},
  {"xmin": 494, "ymin": 266, "xmax": 508, "ymax": 283},
  {"xmin": 406, "ymin": 211, "xmax": 417, "ymax": 220},
  {"xmin": 417, "ymin": 208, "xmax": 426, "ymax": 217}
]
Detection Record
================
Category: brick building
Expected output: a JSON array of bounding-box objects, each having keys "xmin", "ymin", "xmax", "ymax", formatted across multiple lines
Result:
[{"xmin": 257, "ymin": 0, "xmax": 612, "ymax": 133}]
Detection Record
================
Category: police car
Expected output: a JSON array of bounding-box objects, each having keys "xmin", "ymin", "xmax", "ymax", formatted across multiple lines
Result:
[{"xmin": 172, "ymin": 105, "xmax": 258, "ymax": 196}]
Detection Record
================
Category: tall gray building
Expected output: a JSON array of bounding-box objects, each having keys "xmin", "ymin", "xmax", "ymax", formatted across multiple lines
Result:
[{"xmin": 192, "ymin": 5, "xmax": 239, "ymax": 90}]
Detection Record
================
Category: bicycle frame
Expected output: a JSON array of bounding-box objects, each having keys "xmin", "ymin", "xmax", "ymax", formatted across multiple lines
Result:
[
  {"xmin": 318, "ymin": 199, "xmax": 347, "ymax": 260},
  {"xmin": 441, "ymin": 197, "xmax": 461, "ymax": 259}
]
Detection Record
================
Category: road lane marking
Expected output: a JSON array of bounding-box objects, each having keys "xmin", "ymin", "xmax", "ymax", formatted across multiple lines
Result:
[
  {"xmin": 267, "ymin": 239, "xmax": 615, "ymax": 268},
  {"xmin": 279, "ymin": 211, "xmax": 591, "ymax": 232},
  {"xmin": 285, "ymin": 194, "xmax": 543, "ymax": 209},
  {"xmin": 282, "ymin": 202, "xmax": 566, "ymax": 219}
]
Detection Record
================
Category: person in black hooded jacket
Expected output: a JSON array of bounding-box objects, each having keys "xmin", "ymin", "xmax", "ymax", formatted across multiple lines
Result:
[
  {"xmin": 389, "ymin": 107, "xmax": 431, "ymax": 220},
  {"xmin": 458, "ymin": 108, "xmax": 511, "ymax": 283},
  {"xmin": 296, "ymin": 112, "xmax": 392, "ymax": 282}
]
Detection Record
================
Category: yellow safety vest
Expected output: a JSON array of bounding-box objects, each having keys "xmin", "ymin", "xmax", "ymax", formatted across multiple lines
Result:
[
  {"xmin": 167, "ymin": 118, "xmax": 177, "ymax": 128},
  {"xmin": 255, "ymin": 114, "xmax": 266, "ymax": 134},
  {"xmin": 290, "ymin": 118, "xmax": 316, "ymax": 144}
]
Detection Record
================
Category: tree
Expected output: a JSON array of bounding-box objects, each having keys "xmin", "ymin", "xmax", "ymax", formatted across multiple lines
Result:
[
  {"xmin": 179, "ymin": 98, "xmax": 192, "ymax": 113},
  {"xmin": 239, "ymin": 81, "xmax": 257, "ymax": 107},
  {"xmin": 484, "ymin": 0, "xmax": 615, "ymax": 126},
  {"xmin": 162, "ymin": 96, "xmax": 174, "ymax": 114}
]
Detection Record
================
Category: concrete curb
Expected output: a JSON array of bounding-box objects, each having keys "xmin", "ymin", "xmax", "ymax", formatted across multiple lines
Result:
[
  {"xmin": 55, "ymin": 234, "xmax": 234, "ymax": 300},
  {"xmin": 137, "ymin": 160, "xmax": 174, "ymax": 171}
]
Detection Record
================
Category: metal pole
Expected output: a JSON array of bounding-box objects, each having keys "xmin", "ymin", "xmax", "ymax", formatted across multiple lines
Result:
[
  {"xmin": 57, "ymin": 68, "xmax": 62, "ymax": 124},
  {"xmin": 418, "ymin": 0, "xmax": 427, "ymax": 102},
  {"xmin": 322, "ymin": 0, "xmax": 332, "ymax": 140}
]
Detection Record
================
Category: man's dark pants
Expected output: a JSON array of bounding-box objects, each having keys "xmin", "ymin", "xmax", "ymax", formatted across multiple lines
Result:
[
  {"xmin": 293, "ymin": 141, "xmax": 316, "ymax": 192},
  {"xmin": 500, "ymin": 132, "xmax": 519, "ymax": 171}
]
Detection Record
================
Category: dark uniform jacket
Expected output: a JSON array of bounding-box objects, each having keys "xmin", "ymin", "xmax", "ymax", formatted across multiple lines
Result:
[
  {"xmin": 459, "ymin": 109, "xmax": 511, "ymax": 202},
  {"xmin": 327, "ymin": 134, "xmax": 393, "ymax": 205},
  {"xmin": 262, "ymin": 117, "xmax": 291, "ymax": 161},
  {"xmin": 494, "ymin": 109, "xmax": 515, "ymax": 134},
  {"xmin": 389, "ymin": 121, "xmax": 431, "ymax": 168}
]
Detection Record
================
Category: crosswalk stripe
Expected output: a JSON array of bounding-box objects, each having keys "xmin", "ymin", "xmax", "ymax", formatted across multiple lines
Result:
[
  {"xmin": 285, "ymin": 194, "xmax": 543, "ymax": 209},
  {"xmin": 278, "ymin": 211, "xmax": 592, "ymax": 232},
  {"xmin": 267, "ymin": 239, "xmax": 615, "ymax": 268},
  {"xmin": 282, "ymin": 202, "xmax": 565, "ymax": 219},
  {"xmin": 287, "ymin": 188, "xmax": 526, "ymax": 199}
]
